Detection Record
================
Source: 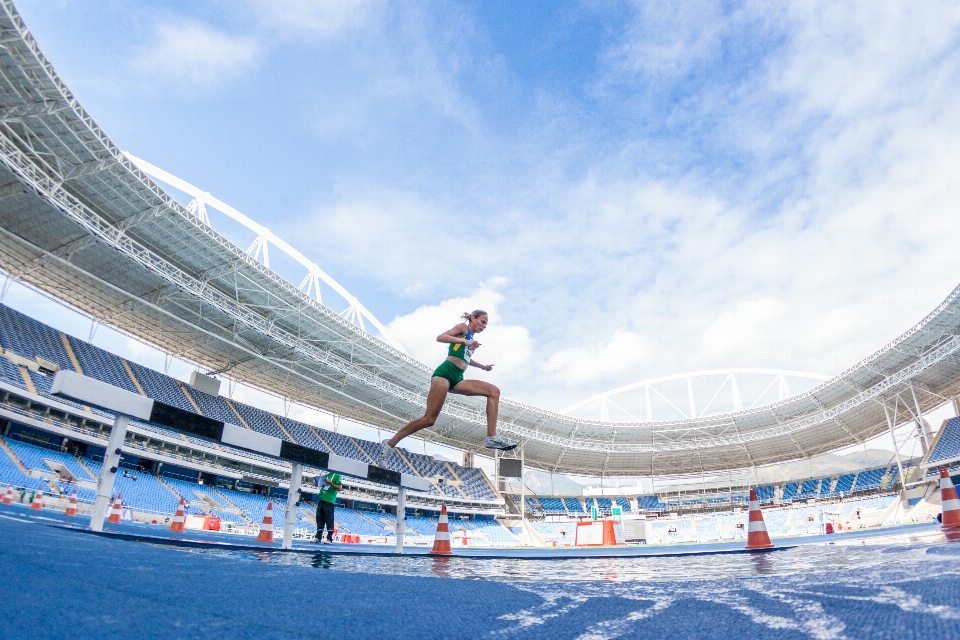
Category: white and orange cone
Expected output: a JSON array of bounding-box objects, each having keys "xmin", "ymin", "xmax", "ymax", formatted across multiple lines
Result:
[
  {"xmin": 256, "ymin": 502, "xmax": 275, "ymax": 543},
  {"xmin": 169, "ymin": 498, "xmax": 186, "ymax": 532},
  {"xmin": 939, "ymin": 466, "xmax": 960, "ymax": 530},
  {"xmin": 30, "ymin": 490, "xmax": 43, "ymax": 511},
  {"xmin": 65, "ymin": 491, "xmax": 78, "ymax": 516},
  {"xmin": 430, "ymin": 504, "xmax": 453, "ymax": 555},
  {"xmin": 106, "ymin": 494, "xmax": 122, "ymax": 524},
  {"xmin": 745, "ymin": 488, "xmax": 774, "ymax": 550},
  {"xmin": 2, "ymin": 486, "xmax": 12, "ymax": 505}
]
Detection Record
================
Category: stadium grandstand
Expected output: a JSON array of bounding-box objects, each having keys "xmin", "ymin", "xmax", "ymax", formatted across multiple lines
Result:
[
  {"xmin": 2, "ymin": 2, "xmax": 960, "ymax": 637},
  {"xmin": 0, "ymin": 0, "xmax": 956, "ymax": 548}
]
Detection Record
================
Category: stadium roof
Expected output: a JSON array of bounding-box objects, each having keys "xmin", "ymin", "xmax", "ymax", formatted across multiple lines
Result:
[{"xmin": 0, "ymin": 0, "xmax": 958, "ymax": 477}]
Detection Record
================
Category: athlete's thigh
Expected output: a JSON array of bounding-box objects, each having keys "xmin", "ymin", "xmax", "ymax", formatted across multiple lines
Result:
[
  {"xmin": 424, "ymin": 376, "xmax": 451, "ymax": 417},
  {"xmin": 450, "ymin": 379, "xmax": 497, "ymax": 397}
]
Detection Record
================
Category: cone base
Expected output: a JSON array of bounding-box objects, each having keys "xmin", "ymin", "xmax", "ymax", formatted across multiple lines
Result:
[
  {"xmin": 745, "ymin": 542, "xmax": 775, "ymax": 550},
  {"xmin": 256, "ymin": 532, "xmax": 274, "ymax": 543},
  {"xmin": 107, "ymin": 516, "xmax": 121, "ymax": 523},
  {"xmin": 429, "ymin": 544, "xmax": 453, "ymax": 555},
  {"xmin": 169, "ymin": 524, "xmax": 185, "ymax": 532}
]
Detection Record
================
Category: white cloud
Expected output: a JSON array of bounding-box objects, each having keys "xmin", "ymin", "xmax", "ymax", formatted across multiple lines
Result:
[
  {"xmin": 136, "ymin": 22, "xmax": 259, "ymax": 87},
  {"xmin": 543, "ymin": 330, "xmax": 646, "ymax": 387},
  {"xmin": 699, "ymin": 298, "xmax": 787, "ymax": 365},
  {"xmin": 386, "ymin": 279, "xmax": 534, "ymax": 387},
  {"xmin": 252, "ymin": 0, "xmax": 376, "ymax": 38}
]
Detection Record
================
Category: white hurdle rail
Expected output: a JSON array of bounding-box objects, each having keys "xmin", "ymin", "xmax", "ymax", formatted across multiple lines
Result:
[{"xmin": 51, "ymin": 370, "xmax": 429, "ymax": 551}]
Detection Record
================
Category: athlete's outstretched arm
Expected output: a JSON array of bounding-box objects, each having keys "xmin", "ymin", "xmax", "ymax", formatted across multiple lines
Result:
[
  {"xmin": 469, "ymin": 360, "xmax": 494, "ymax": 371},
  {"xmin": 437, "ymin": 323, "xmax": 479, "ymax": 349}
]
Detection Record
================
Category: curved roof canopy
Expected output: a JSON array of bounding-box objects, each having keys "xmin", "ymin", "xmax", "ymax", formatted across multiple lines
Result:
[{"xmin": 0, "ymin": 0, "xmax": 957, "ymax": 476}]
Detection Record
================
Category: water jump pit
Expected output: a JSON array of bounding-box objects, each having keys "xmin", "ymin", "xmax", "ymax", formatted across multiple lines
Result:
[{"xmin": 3, "ymin": 501, "xmax": 960, "ymax": 639}]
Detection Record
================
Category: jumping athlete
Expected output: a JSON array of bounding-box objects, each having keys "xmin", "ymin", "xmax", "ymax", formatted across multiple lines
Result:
[{"xmin": 379, "ymin": 310, "xmax": 517, "ymax": 466}]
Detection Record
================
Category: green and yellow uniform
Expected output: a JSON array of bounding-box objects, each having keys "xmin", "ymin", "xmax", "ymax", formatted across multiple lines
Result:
[{"xmin": 432, "ymin": 329, "xmax": 476, "ymax": 387}]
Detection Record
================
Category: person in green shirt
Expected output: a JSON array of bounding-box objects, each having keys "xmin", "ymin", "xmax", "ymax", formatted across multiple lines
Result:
[{"xmin": 312, "ymin": 471, "xmax": 342, "ymax": 543}]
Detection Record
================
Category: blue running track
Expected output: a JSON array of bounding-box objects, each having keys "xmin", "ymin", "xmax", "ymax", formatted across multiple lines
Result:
[{"xmin": 2, "ymin": 510, "xmax": 960, "ymax": 638}]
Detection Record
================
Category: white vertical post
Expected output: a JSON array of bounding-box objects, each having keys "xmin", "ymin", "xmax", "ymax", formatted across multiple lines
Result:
[
  {"xmin": 909, "ymin": 384, "xmax": 932, "ymax": 452},
  {"xmin": 282, "ymin": 462, "xmax": 303, "ymax": 550},
  {"xmin": 90, "ymin": 414, "xmax": 129, "ymax": 532},
  {"xmin": 645, "ymin": 385, "xmax": 652, "ymax": 421},
  {"xmin": 520, "ymin": 446, "xmax": 525, "ymax": 546},
  {"xmin": 395, "ymin": 487, "xmax": 406, "ymax": 553},
  {"xmin": 882, "ymin": 398, "xmax": 907, "ymax": 490}
]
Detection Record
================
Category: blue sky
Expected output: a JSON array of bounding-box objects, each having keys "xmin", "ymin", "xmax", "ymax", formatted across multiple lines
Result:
[{"xmin": 9, "ymin": 0, "xmax": 960, "ymax": 421}]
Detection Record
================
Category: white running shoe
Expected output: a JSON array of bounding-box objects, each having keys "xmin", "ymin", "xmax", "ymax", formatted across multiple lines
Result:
[
  {"xmin": 379, "ymin": 439, "xmax": 393, "ymax": 467},
  {"xmin": 484, "ymin": 435, "xmax": 518, "ymax": 451}
]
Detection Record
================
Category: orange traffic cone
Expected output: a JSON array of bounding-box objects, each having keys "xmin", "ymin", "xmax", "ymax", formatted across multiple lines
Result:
[
  {"xmin": 107, "ymin": 494, "xmax": 122, "ymax": 524},
  {"xmin": 939, "ymin": 466, "xmax": 960, "ymax": 529},
  {"xmin": 65, "ymin": 491, "xmax": 78, "ymax": 516},
  {"xmin": 745, "ymin": 488, "xmax": 774, "ymax": 550},
  {"xmin": 2, "ymin": 486, "xmax": 12, "ymax": 505},
  {"xmin": 169, "ymin": 498, "xmax": 186, "ymax": 532},
  {"xmin": 30, "ymin": 490, "xmax": 43, "ymax": 511},
  {"xmin": 256, "ymin": 502, "xmax": 275, "ymax": 543},
  {"xmin": 430, "ymin": 504, "xmax": 453, "ymax": 555}
]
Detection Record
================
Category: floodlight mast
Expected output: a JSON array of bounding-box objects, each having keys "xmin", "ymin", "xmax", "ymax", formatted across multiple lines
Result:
[{"xmin": 123, "ymin": 153, "xmax": 403, "ymax": 354}]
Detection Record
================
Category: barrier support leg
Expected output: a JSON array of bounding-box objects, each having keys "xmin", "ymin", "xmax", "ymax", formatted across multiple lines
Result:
[
  {"xmin": 282, "ymin": 462, "xmax": 303, "ymax": 550},
  {"xmin": 396, "ymin": 487, "xmax": 406, "ymax": 554},
  {"xmin": 90, "ymin": 414, "xmax": 129, "ymax": 532}
]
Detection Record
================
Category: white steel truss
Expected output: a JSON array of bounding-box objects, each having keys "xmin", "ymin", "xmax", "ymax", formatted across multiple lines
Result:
[
  {"xmin": 123, "ymin": 154, "xmax": 405, "ymax": 354},
  {"xmin": 0, "ymin": 0, "xmax": 959, "ymax": 477}
]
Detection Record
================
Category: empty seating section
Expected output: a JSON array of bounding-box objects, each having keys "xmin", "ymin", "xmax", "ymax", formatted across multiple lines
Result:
[
  {"xmin": 276, "ymin": 417, "xmax": 328, "ymax": 452},
  {"xmin": 0, "ymin": 305, "xmax": 76, "ymax": 372},
  {"xmin": 59, "ymin": 484, "xmax": 96, "ymax": 503},
  {"xmin": 112, "ymin": 473, "xmax": 182, "ymax": 514},
  {"xmin": 65, "ymin": 337, "xmax": 140, "ymax": 395},
  {"xmin": 929, "ymin": 417, "xmax": 960, "ymax": 464},
  {"xmin": 228, "ymin": 401, "xmax": 286, "ymax": 440},
  {"xmin": 126, "ymin": 362, "xmax": 196, "ymax": 413},
  {"xmin": 336, "ymin": 508, "xmax": 388, "ymax": 536},
  {"xmin": 472, "ymin": 517, "xmax": 516, "ymax": 544},
  {"xmin": 831, "ymin": 474, "xmax": 855, "ymax": 496},
  {"xmin": 754, "ymin": 486, "xmax": 775, "ymax": 502},
  {"xmin": 457, "ymin": 467, "xmax": 496, "ymax": 500},
  {"xmin": 781, "ymin": 482, "xmax": 798, "ymax": 500},
  {"xmin": 853, "ymin": 467, "xmax": 886, "ymax": 492},
  {"xmin": 614, "ymin": 496, "xmax": 632, "ymax": 513},
  {"xmin": 820, "ymin": 477, "xmax": 834, "ymax": 496},
  {"xmin": 530, "ymin": 521, "xmax": 574, "ymax": 543},
  {"xmin": 838, "ymin": 494, "xmax": 896, "ymax": 515},
  {"xmin": 797, "ymin": 479, "xmax": 820, "ymax": 499},
  {"xmin": 525, "ymin": 497, "xmax": 541, "ymax": 515},
  {"xmin": 595, "ymin": 497, "xmax": 613, "ymax": 513},
  {"xmin": 563, "ymin": 497, "xmax": 585, "ymax": 514},
  {"xmin": 637, "ymin": 495, "xmax": 667, "ymax": 512},
  {"xmin": 0, "ymin": 437, "xmax": 47, "ymax": 491},
  {"xmin": 403, "ymin": 515, "xmax": 439, "ymax": 537},
  {"xmin": 4, "ymin": 438, "xmax": 94, "ymax": 481},
  {"xmin": 0, "ymin": 304, "xmax": 499, "ymax": 502},
  {"xmin": 538, "ymin": 497, "xmax": 566, "ymax": 515}
]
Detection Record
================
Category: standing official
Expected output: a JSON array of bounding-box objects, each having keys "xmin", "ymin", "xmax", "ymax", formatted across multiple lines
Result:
[{"xmin": 312, "ymin": 471, "xmax": 342, "ymax": 543}]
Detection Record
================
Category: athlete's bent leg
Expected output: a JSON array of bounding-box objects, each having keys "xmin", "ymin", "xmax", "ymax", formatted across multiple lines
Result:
[
  {"xmin": 451, "ymin": 380, "xmax": 511, "ymax": 446},
  {"xmin": 388, "ymin": 377, "xmax": 450, "ymax": 447}
]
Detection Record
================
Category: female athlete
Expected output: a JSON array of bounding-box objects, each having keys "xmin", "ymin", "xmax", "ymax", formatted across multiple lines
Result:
[{"xmin": 379, "ymin": 310, "xmax": 517, "ymax": 466}]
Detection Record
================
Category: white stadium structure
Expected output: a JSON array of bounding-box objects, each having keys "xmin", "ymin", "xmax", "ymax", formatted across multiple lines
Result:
[{"xmin": 0, "ymin": 0, "xmax": 958, "ymax": 487}]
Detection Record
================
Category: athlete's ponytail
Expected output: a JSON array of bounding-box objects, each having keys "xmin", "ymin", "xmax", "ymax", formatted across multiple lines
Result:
[{"xmin": 461, "ymin": 310, "xmax": 487, "ymax": 322}]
